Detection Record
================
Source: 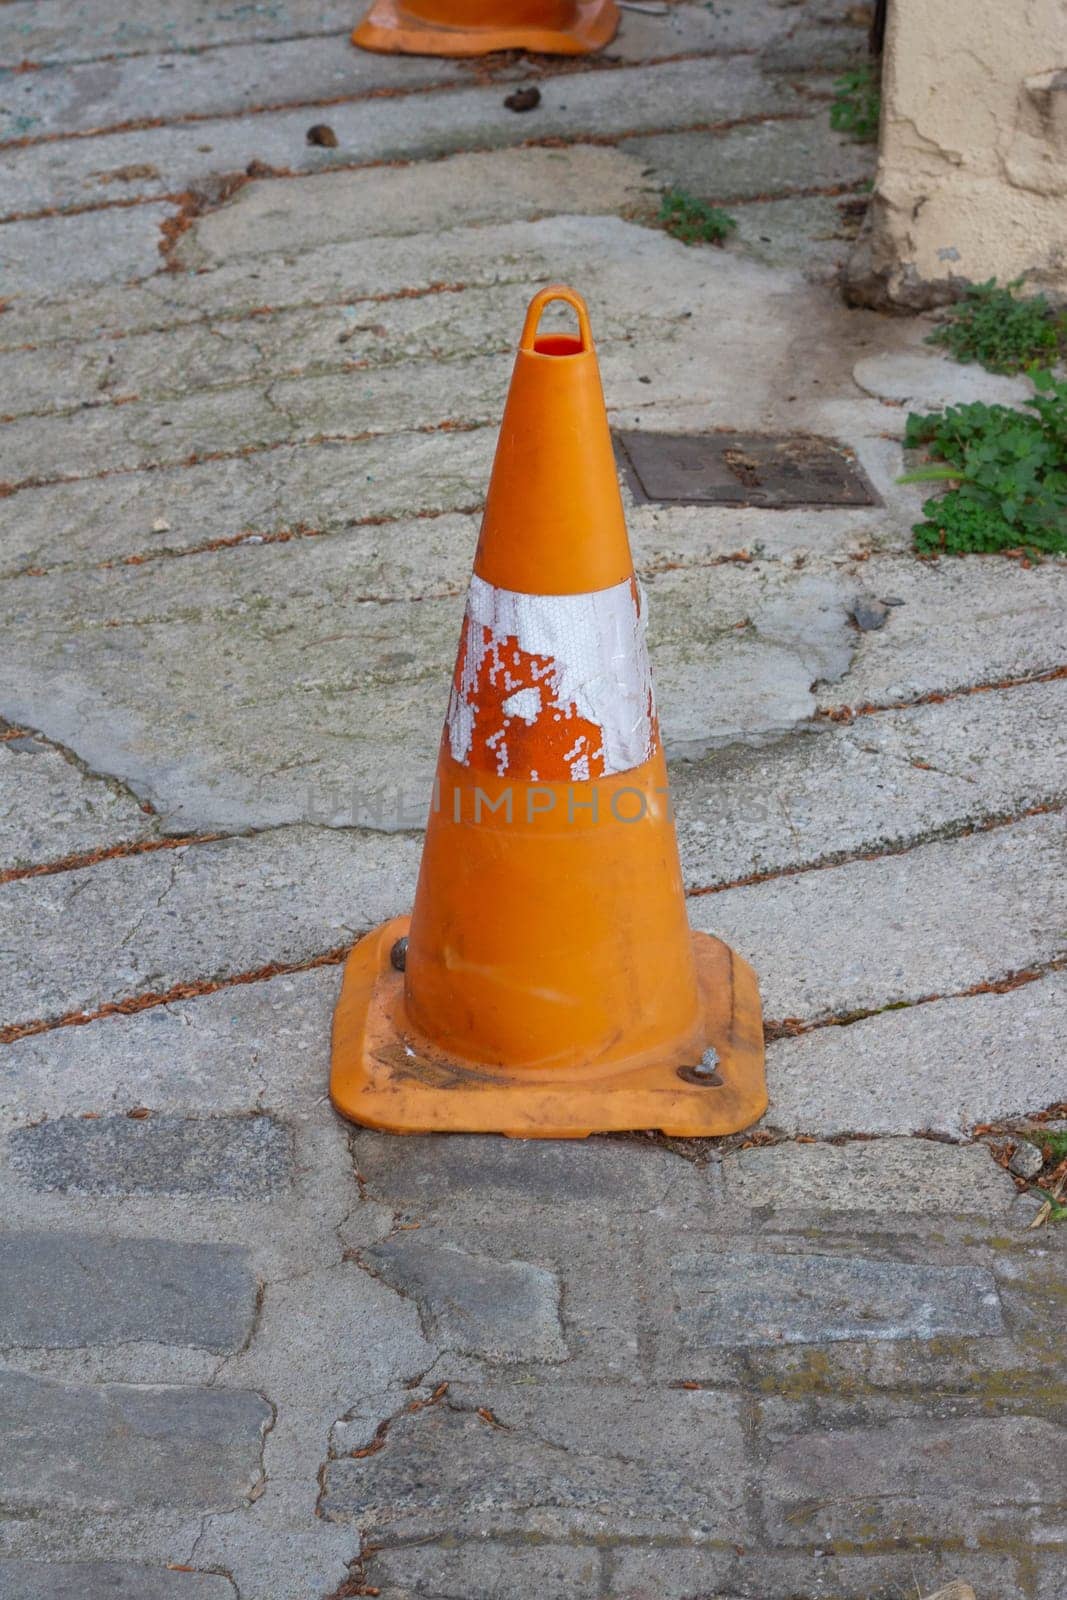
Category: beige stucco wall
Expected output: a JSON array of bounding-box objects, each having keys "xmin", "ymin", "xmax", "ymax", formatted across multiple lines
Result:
[{"xmin": 848, "ymin": 0, "xmax": 1067, "ymax": 307}]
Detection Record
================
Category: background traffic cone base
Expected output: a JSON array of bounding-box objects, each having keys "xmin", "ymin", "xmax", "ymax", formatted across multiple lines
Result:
[
  {"xmin": 330, "ymin": 916, "xmax": 767, "ymax": 1138},
  {"xmin": 353, "ymin": 0, "xmax": 619, "ymax": 56}
]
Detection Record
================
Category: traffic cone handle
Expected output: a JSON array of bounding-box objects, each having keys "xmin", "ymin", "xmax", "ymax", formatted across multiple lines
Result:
[{"xmin": 520, "ymin": 285, "xmax": 594, "ymax": 355}]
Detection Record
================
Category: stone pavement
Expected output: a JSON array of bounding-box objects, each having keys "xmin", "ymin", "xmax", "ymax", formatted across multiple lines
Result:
[{"xmin": 1, "ymin": 3, "xmax": 1065, "ymax": 1597}]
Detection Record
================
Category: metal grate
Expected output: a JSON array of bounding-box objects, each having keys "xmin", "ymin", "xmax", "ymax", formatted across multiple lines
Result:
[{"xmin": 614, "ymin": 430, "xmax": 879, "ymax": 508}]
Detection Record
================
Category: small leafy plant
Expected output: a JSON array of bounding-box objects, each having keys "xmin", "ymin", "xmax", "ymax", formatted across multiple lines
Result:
[
  {"xmin": 900, "ymin": 371, "xmax": 1067, "ymax": 555},
  {"xmin": 829, "ymin": 63, "xmax": 880, "ymax": 143},
  {"xmin": 926, "ymin": 279, "xmax": 1067, "ymax": 374},
  {"xmin": 658, "ymin": 188, "xmax": 736, "ymax": 246}
]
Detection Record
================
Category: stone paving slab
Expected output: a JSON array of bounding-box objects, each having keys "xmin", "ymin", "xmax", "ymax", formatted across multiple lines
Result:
[
  {"xmin": 0, "ymin": 37, "xmax": 467, "ymax": 143},
  {"xmin": 0, "ymin": 734, "xmax": 156, "ymax": 870},
  {"xmin": 730, "ymin": 190, "xmax": 861, "ymax": 275},
  {"xmin": 671, "ymin": 1248, "xmax": 1003, "ymax": 1347},
  {"xmin": 760, "ymin": 1406, "xmax": 1067, "ymax": 1547},
  {"xmin": 320, "ymin": 1381, "xmax": 751, "ymax": 1540},
  {"xmin": 0, "ymin": 966, "xmax": 334, "ymax": 1120},
  {"xmin": 767, "ymin": 971, "xmax": 1067, "ymax": 1136},
  {"xmin": 360, "ymin": 1236, "xmax": 567, "ymax": 1363},
  {"xmin": 816, "ymin": 557, "xmax": 1067, "ymax": 709},
  {"xmin": 676, "ymin": 677, "xmax": 1067, "ymax": 890},
  {"xmin": 720, "ymin": 1137, "xmax": 1019, "ymax": 1215},
  {"xmin": 0, "ymin": 57, "xmax": 807, "ymax": 216},
  {"xmin": 10, "ymin": 1110, "xmax": 293, "ymax": 1196},
  {"xmin": 0, "ymin": 201, "xmax": 176, "ymax": 295},
  {"xmin": 0, "ymin": 1230, "xmax": 257, "ymax": 1350},
  {"xmin": 0, "ymin": 827, "xmax": 418, "ymax": 1030},
  {"xmin": 621, "ymin": 115, "xmax": 873, "ymax": 202},
  {"xmin": 8, "ymin": 319, "xmax": 740, "ymax": 481},
  {"xmin": 365, "ymin": 1541, "xmax": 603, "ymax": 1600},
  {"xmin": 3, "ymin": 538, "xmax": 1060, "ymax": 837},
  {"xmin": 606, "ymin": 1547, "xmax": 1025, "ymax": 1600},
  {"xmin": 697, "ymin": 809, "xmax": 1067, "ymax": 1024},
  {"xmin": 0, "ymin": 0, "xmax": 353, "ymax": 66},
  {"xmin": 0, "ymin": 1369, "xmax": 271, "ymax": 1510},
  {"xmin": 174, "ymin": 143, "xmax": 652, "ymax": 267},
  {"xmin": 0, "ymin": 1563, "xmax": 236, "ymax": 1600},
  {"xmin": 5, "ymin": 275, "xmax": 682, "ymax": 420}
]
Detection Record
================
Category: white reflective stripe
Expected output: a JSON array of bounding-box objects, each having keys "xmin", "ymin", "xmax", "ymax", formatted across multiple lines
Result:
[{"xmin": 447, "ymin": 573, "xmax": 655, "ymax": 778}]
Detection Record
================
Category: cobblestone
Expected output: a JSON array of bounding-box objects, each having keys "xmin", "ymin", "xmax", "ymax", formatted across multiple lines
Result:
[
  {"xmin": 0, "ymin": 1230, "xmax": 257, "ymax": 1350},
  {"xmin": 0, "ymin": 1370, "xmax": 271, "ymax": 1510},
  {"xmin": 761, "ymin": 1407, "xmax": 1067, "ymax": 1546},
  {"xmin": 0, "ymin": 1563, "xmax": 237, "ymax": 1600},
  {"xmin": 672, "ymin": 1248, "xmax": 1004, "ymax": 1348},
  {"xmin": 360, "ymin": 1237, "xmax": 567, "ymax": 1363},
  {"xmin": 9, "ymin": 1111, "xmax": 293, "ymax": 1196}
]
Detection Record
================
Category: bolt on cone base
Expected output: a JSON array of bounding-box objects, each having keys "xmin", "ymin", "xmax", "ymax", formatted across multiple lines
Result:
[
  {"xmin": 352, "ymin": 0, "xmax": 619, "ymax": 56},
  {"xmin": 330, "ymin": 917, "xmax": 767, "ymax": 1138}
]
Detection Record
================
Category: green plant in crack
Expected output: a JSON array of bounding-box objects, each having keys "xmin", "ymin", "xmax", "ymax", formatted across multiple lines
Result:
[
  {"xmin": 900, "ymin": 370, "xmax": 1067, "ymax": 555},
  {"xmin": 925, "ymin": 279, "xmax": 1067, "ymax": 375},
  {"xmin": 829, "ymin": 62, "xmax": 881, "ymax": 143},
  {"xmin": 658, "ymin": 188, "xmax": 736, "ymax": 246}
]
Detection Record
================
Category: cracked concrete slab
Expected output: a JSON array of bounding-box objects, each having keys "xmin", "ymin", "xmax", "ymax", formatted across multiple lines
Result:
[
  {"xmin": 175, "ymin": 143, "xmax": 655, "ymax": 267},
  {"xmin": 621, "ymin": 115, "xmax": 874, "ymax": 203},
  {"xmin": 0, "ymin": 733, "xmax": 156, "ymax": 870},
  {"xmin": 0, "ymin": 201, "xmax": 178, "ymax": 296},
  {"xmin": 697, "ymin": 808, "xmax": 1067, "ymax": 1024},
  {"xmin": 0, "ymin": 827, "xmax": 418, "ymax": 1030},
  {"xmin": 0, "ymin": 546, "xmax": 862, "ymax": 831},
  {"xmin": 766, "ymin": 970, "xmax": 1067, "ymax": 1137},
  {"xmin": 0, "ymin": 57, "xmax": 807, "ymax": 216}
]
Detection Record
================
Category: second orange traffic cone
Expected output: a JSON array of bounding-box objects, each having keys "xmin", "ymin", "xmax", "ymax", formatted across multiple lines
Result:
[
  {"xmin": 353, "ymin": 1, "xmax": 619, "ymax": 56},
  {"xmin": 330, "ymin": 287, "xmax": 767, "ymax": 1137}
]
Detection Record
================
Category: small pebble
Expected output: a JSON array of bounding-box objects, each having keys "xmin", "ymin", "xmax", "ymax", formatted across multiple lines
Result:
[
  {"xmin": 1008, "ymin": 1140, "xmax": 1045, "ymax": 1180},
  {"xmin": 504, "ymin": 86, "xmax": 541, "ymax": 113},
  {"xmin": 306, "ymin": 123, "xmax": 339, "ymax": 148},
  {"xmin": 850, "ymin": 596, "xmax": 890, "ymax": 631}
]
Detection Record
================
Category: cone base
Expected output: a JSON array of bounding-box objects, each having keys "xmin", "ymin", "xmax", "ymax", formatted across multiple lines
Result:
[
  {"xmin": 352, "ymin": 0, "xmax": 619, "ymax": 56},
  {"xmin": 330, "ymin": 916, "xmax": 767, "ymax": 1138}
]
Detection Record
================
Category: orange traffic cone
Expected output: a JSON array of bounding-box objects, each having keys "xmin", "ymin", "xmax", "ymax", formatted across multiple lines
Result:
[
  {"xmin": 330, "ymin": 286, "xmax": 767, "ymax": 1138},
  {"xmin": 352, "ymin": 0, "xmax": 619, "ymax": 56}
]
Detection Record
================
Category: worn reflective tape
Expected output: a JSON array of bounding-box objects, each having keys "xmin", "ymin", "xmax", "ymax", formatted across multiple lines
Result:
[{"xmin": 446, "ymin": 574, "xmax": 656, "ymax": 781}]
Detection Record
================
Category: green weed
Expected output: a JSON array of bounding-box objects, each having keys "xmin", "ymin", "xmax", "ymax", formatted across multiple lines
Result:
[
  {"xmin": 901, "ymin": 371, "xmax": 1067, "ymax": 555},
  {"xmin": 658, "ymin": 188, "xmax": 736, "ymax": 246},
  {"xmin": 829, "ymin": 63, "xmax": 880, "ymax": 143},
  {"xmin": 926, "ymin": 279, "xmax": 1067, "ymax": 375}
]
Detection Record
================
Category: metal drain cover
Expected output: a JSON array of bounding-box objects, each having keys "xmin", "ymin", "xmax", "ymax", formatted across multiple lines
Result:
[{"xmin": 615, "ymin": 430, "xmax": 878, "ymax": 508}]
